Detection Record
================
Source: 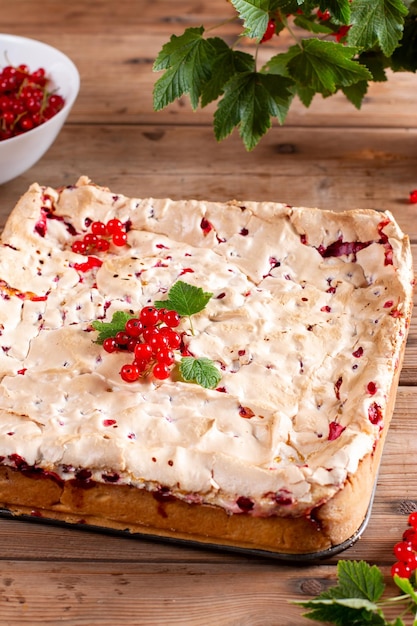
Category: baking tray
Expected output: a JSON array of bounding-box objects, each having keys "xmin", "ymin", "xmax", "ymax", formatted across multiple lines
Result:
[{"xmin": 0, "ymin": 483, "xmax": 375, "ymax": 563}]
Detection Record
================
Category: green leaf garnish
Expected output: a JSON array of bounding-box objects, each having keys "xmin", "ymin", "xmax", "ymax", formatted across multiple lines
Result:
[
  {"xmin": 154, "ymin": 280, "xmax": 212, "ymax": 317},
  {"xmin": 91, "ymin": 311, "xmax": 134, "ymax": 344},
  {"xmin": 179, "ymin": 356, "xmax": 222, "ymax": 389}
]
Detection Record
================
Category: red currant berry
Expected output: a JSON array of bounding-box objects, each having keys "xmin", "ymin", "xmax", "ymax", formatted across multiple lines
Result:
[
  {"xmin": 125, "ymin": 318, "xmax": 143, "ymax": 338},
  {"xmin": 156, "ymin": 348, "xmax": 175, "ymax": 366},
  {"xmin": 115, "ymin": 331, "xmax": 130, "ymax": 347},
  {"xmin": 408, "ymin": 511, "xmax": 417, "ymax": 529},
  {"xmin": 134, "ymin": 342, "xmax": 153, "ymax": 361},
  {"xmin": 149, "ymin": 333, "xmax": 169, "ymax": 353},
  {"xmin": 72, "ymin": 240, "xmax": 87, "ymax": 254},
  {"xmin": 159, "ymin": 327, "xmax": 182, "ymax": 350},
  {"xmin": 120, "ymin": 363, "xmax": 140, "ymax": 383},
  {"xmin": 261, "ymin": 19, "xmax": 275, "ymax": 43},
  {"xmin": 403, "ymin": 528, "xmax": 416, "ymax": 542},
  {"xmin": 393, "ymin": 541, "xmax": 414, "ymax": 562},
  {"xmin": 142, "ymin": 327, "xmax": 159, "ymax": 342},
  {"xmin": 112, "ymin": 231, "xmax": 128, "ymax": 247},
  {"xmin": 95, "ymin": 237, "xmax": 110, "ymax": 252},
  {"xmin": 406, "ymin": 553, "xmax": 417, "ymax": 571},
  {"xmin": 152, "ymin": 362, "xmax": 171, "ymax": 380},
  {"xmin": 83, "ymin": 233, "xmax": 98, "ymax": 247},
  {"xmin": 409, "ymin": 190, "xmax": 417, "ymax": 204},
  {"xmin": 103, "ymin": 337, "xmax": 118, "ymax": 353},
  {"xmin": 163, "ymin": 310, "xmax": 181, "ymax": 328},
  {"xmin": 391, "ymin": 561, "xmax": 412, "ymax": 578},
  {"xmin": 106, "ymin": 218, "xmax": 124, "ymax": 235},
  {"xmin": 140, "ymin": 306, "xmax": 160, "ymax": 326},
  {"xmin": 127, "ymin": 338, "xmax": 138, "ymax": 352},
  {"xmin": 133, "ymin": 358, "xmax": 150, "ymax": 373},
  {"xmin": 317, "ymin": 8, "xmax": 331, "ymax": 20},
  {"xmin": 91, "ymin": 221, "xmax": 107, "ymax": 236}
]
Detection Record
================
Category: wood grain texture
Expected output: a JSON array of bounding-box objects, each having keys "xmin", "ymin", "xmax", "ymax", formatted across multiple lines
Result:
[{"xmin": 0, "ymin": 0, "xmax": 416, "ymax": 624}]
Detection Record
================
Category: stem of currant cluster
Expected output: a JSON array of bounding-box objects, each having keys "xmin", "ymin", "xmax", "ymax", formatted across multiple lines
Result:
[{"xmin": 280, "ymin": 13, "xmax": 303, "ymax": 49}]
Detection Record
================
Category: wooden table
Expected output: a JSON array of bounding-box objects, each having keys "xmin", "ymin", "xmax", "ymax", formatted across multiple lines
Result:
[{"xmin": 1, "ymin": 2, "xmax": 416, "ymax": 624}]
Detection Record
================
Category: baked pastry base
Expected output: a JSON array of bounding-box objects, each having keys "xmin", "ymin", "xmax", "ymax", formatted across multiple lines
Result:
[{"xmin": 0, "ymin": 444, "xmax": 381, "ymax": 557}]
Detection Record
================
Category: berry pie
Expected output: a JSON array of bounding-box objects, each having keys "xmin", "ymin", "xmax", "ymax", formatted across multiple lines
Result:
[{"xmin": 0, "ymin": 177, "xmax": 413, "ymax": 556}]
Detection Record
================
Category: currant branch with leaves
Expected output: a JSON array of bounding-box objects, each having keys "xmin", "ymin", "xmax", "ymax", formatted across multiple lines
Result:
[{"xmin": 153, "ymin": 0, "xmax": 417, "ymax": 150}]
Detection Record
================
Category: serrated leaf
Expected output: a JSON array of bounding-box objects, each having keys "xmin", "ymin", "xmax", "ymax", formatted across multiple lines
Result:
[
  {"xmin": 153, "ymin": 27, "xmax": 213, "ymax": 110},
  {"xmin": 358, "ymin": 51, "xmax": 389, "ymax": 81},
  {"xmin": 179, "ymin": 357, "xmax": 222, "ymax": 389},
  {"xmin": 391, "ymin": 10, "xmax": 417, "ymax": 71},
  {"xmin": 393, "ymin": 574, "xmax": 417, "ymax": 603},
  {"xmin": 230, "ymin": 0, "xmax": 270, "ymax": 39},
  {"xmin": 154, "ymin": 281, "xmax": 212, "ymax": 317},
  {"xmin": 341, "ymin": 79, "xmax": 368, "ymax": 108},
  {"xmin": 296, "ymin": 84, "xmax": 316, "ymax": 106},
  {"xmin": 348, "ymin": 0, "xmax": 408, "ymax": 57},
  {"xmin": 92, "ymin": 311, "xmax": 135, "ymax": 344},
  {"xmin": 270, "ymin": 39, "xmax": 372, "ymax": 95},
  {"xmin": 337, "ymin": 561, "xmax": 385, "ymax": 602},
  {"xmin": 200, "ymin": 38, "xmax": 255, "ymax": 107},
  {"xmin": 213, "ymin": 71, "xmax": 294, "ymax": 149}
]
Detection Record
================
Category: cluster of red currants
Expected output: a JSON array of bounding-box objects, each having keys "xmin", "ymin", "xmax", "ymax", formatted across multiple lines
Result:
[
  {"xmin": 71, "ymin": 219, "xmax": 128, "ymax": 255},
  {"xmin": 0, "ymin": 63, "xmax": 65, "ymax": 140},
  {"xmin": 103, "ymin": 305, "xmax": 182, "ymax": 382},
  {"xmin": 391, "ymin": 512, "xmax": 417, "ymax": 578}
]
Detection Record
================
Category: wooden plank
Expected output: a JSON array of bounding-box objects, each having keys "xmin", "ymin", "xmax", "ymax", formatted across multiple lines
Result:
[
  {"xmin": 0, "ymin": 560, "xmax": 407, "ymax": 625},
  {"xmin": 0, "ymin": 559, "xmax": 410, "ymax": 625}
]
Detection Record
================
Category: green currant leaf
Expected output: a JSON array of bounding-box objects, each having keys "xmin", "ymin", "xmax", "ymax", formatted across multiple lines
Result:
[
  {"xmin": 391, "ymin": 9, "xmax": 417, "ymax": 71},
  {"xmin": 154, "ymin": 281, "xmax": 212, "ymax": 317},
  {"xmin": 230, "ymin": 0, "xmax": 270, "ymax": 39},
  {"xmin": 296, "ymin": 84, "xmax": 316, "ymax": 107},
  {"xmin": 179, "ymin": 357, "xmax": 221, "ymax": 389},
  {"xmin": 91, "ymin": 311, "xmax": 134, "ymax": 344},
  {"xmin": 393, "ymin": 574, "xmax": 417, "ymax": 603},
  {"xmin": 153, "ymin": 27, "xmax": 214, "ymax": 110},
  {"xmin": 213, "ymin": 71, "xmax": 294, "ymax": 150},
  {"xmin": 336, "ymin": 561, "xmax": 385, "ymax": 602},
  {"xmin": 200, "ymin": 38, "xmax": 255, "ymax": 107},
  {"xmin": 269, "ymin": 39, "xmax": 372, "ymax": 95},
  {"xmin": 348, "ymin": 0, "xmax": 408, "ymax": 57},
  {"xmin": 358, "ymin": 51, "xmax": 389, "ymax": 82},
  {"xmin": 341, "ymin": 79, "xmax": 369, "ymax": 108},
  {"xmin": 297, "ymin": 600, "xmax": 387, "ymax": 625}
]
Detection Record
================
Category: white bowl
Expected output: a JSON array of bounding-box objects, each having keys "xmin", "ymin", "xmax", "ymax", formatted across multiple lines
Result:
[{"xmin": 0, "ymin": 34, "xmax": 80, "ymax": 185}]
